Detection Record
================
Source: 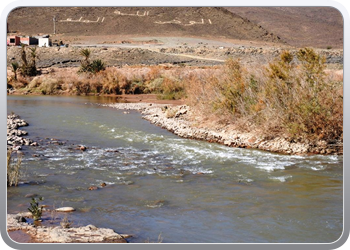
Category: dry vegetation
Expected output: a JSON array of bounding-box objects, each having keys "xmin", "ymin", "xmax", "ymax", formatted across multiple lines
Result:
[
  {"xmin": 7, "ymin": 48, "xmax": 343, "ymax": 143},
  {"xmin": 7, "ymin": 149, "xmax": 22, "ymax": 187},
  {"xmin": 8, "ymin": 64, "xmax": 189, "ymax": 99},
  {"xmin": 186, "ymin": 48, "xmax": 343, "ymax": 142}
]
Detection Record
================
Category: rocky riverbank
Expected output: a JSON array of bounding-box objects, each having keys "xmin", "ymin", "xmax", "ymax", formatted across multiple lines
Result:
[
  {"xmin": 105, "ymin": 103, "xmax": 343, "ymax": 155},
  {"xmin": 7, "ymin": 114, "xmax": 38, "ymax": 151},
  {"xmin": 7, "ymin": 213, "xmax": 129, "ymax": 243}
]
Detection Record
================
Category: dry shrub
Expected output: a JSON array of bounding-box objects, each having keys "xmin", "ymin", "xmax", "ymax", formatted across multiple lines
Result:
[
  {"xmin": 7, "ymin": 149, "xmax": 22, "ymax": 187},
  {"xmin": 40, "ymin": 78, "xmax": 60, "ymax": 95},
  {"xmin": 145, "ymin": 78, "xmax": 164, "ymax": 93},
  {"xmin": 73, "ymin": 80, "xmax": 90, "ymax": 95},
  {"xmin": 11, "ymin": 77, "xmax": 29, "ymax": 89},
  {"xmin": 185, "ymin": 70, "xmax": 219, "ymax": 110},
  {"xmin": 146, "ymin": 66, "xmax": 162, "ymax": 81},
  {"xmin": 28, "ymin": 76, "xmax": 42, "ymax": 89},
  {"xmin": 186, "ymin": 48, "xmax": 343, "ymax": 141},
  {"xmin": 100, "ymin": 68, "xmax": 127, "ymax": 94},
  {"xmin": 157, "ymin": 76, "xmax": 186, "ymax": 100}
]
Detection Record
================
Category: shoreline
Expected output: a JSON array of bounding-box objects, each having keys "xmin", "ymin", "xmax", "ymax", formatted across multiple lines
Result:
[
  {"xmin": 105, "ymin": 102, "xmax": 343, "ymax": 155},
  {"xmin": 7, "ymin": 98, "xmax": 343, "ymax": 155},
  {"xmin": 7, "ymin": 213, "xmax": 129, "ymax": 243}
]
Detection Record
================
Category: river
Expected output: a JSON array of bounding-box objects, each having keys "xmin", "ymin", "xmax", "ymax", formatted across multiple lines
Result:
[{"xmin": 7, "ymin": 95, "xmax": 343, "ymax": 243}]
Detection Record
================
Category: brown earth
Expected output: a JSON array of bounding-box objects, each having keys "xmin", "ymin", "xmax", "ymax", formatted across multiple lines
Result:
[
  {"xmin": 7, "ymin": 7, "xmax": 281, "ymax": 44},
  {"xmin": 7, "ymin": 7, "xmax": 343, "ymax": 68},
  {"xmin": 7, "ymin": 7, "xmax": 343, "ymax": 49},
  {"xmin": 225, "ymin": 7, "xmax": 343, "ymax": 49},
  {"xmin": 6, "ymin": 38, "xmax": 343, "ymax": 69}
]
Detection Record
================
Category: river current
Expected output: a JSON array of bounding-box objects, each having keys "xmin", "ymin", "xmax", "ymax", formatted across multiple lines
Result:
[{"xmin": 7, "ymin": 95, "xmax": 343, "ymax": 243}]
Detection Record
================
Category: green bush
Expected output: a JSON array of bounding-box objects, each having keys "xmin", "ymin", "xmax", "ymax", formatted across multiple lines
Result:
[
  {"xmin": 28, "ymin": 197, "xmax": 44, "ymax": 221},
  {"xmin": 90, "ymin": 59, "xmax": 106, "ymax": 73},
  {"xmin": 78, "ymin": 49, "xmax": 106, "ymax": 74}
]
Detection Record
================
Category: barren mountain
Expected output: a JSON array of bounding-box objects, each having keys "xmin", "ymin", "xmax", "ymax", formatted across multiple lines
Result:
[
  {"xmin": 225, "ymin": 7, "xmax": 343, "ymax": 48},
  {"xmin": 7, "ymin": 7, "xmax": 282, "ymax": 44}
]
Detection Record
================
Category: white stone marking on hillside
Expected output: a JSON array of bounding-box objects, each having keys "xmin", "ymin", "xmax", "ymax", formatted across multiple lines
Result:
[
  {"xmin": 154, "ymin": 18, "xmax": 213, "ymax": 26},
  {"xmin": 59, "ymin": 17, "xmax": 104, "ymax": 23},
  {"xmin": 114, "ymin": 10, "xmax": 149, "ymax": 16},
  {"xmin": 112, "ymin": 10, "xmax": 212, "ymax": 26}
]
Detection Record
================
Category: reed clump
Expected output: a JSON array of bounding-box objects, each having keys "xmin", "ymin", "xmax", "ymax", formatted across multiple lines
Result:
[
  {"xmin": 7, "ymin": 149, "xmax": 22, "ymax": 187},
  {"xmin": 186, "ymin": 48, "xmax": 343, "ymax": 141}
]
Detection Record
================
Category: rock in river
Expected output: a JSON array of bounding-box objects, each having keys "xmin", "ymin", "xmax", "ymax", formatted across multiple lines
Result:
[{"xmin": 55, "ymin": 207, "xmax": 76, "ymax": 212}]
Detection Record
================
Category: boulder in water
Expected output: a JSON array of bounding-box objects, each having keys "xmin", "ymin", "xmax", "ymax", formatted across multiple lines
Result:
[{"xmin": 55, "ymin": 207, "xmax": 75, "ymax": 212}]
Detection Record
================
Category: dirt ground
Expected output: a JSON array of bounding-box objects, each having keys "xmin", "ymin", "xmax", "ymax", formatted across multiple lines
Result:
[{"xmin": 7, "ymin": 35, "xmax": 343, "ymax": 70}]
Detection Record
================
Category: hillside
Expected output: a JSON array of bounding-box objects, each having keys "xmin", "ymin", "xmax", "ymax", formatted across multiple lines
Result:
[
  {"xmin": 7, "ymin": 7, "xmax": 282, "ymax": 44},
  {"xmin": 225, "ymin": 7, "xmax": 343, "ymax": 49}
]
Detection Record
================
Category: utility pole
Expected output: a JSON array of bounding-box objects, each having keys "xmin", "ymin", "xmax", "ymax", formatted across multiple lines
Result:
[{"xmin": 53, "ymin": 16, "xmax": 56, "ymax": 34}]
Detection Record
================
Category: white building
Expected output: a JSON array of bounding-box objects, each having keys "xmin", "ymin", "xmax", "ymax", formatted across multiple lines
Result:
[{"xmin": 38, "ymin": 37, "xmax": 51, "ymax": 47}]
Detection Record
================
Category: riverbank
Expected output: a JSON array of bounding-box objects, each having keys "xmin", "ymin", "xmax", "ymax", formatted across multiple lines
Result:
[
  {"xmin": 105, "ymin": 103, "xmax": 343, "ymax": 155},
  {"xmin": 7, "ymin": 100, "xmax": 342, "ymax": 156},
  {"xmin": 7, "ymin": 213, "xmax": 129, "ymax": 243}
]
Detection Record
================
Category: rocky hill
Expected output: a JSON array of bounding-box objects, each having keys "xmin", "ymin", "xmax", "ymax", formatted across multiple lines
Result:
[
  {"xmin": 225, "ymin": 7, "xmax": 343, "ymax": 49},
  {"xmin": 7, "ymin": 7, "xmax": 282, "ymax": 44},
  {"xmin": 7, "ymin": 7, "xmax": 343, "ymax": 68},
  {"xmin": 7, "ymin": 7, "xmax": 343, "ymax": 49}
]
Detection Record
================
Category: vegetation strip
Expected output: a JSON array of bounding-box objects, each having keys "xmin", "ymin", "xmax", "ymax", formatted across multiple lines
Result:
[{"xmin": 8, "ymin": 47, "xmax": 343, "ymax": 155}]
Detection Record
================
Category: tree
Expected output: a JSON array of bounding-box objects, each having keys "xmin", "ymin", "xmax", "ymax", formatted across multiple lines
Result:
[
  {"xmin": 90, "ymin": 59, "xmax": 105, "ymax": 73},
  {"xmin": 79, "ymin": 48, "xmax": 91, "ymax": 72},
  {"xmin": 78, "ymin": 49, "xmax": 106, "ymax": 74},
  {"xmin": 20, "ymin": 44, "xmax": 38, "ymax": 77},
  {"xmin": 11, "ymin": 62, "xmax": 19, "ymax": 80}
]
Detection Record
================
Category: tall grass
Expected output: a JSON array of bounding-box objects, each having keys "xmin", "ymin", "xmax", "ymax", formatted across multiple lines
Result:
[
  {"xmin": 186, "ymin": 48, "xmax": 343, "ymax": 141},
  {"xmin": 22, "ymin": 66, "xmax": 187, "ymax": 99},
  {"xmin": 7, "ymin": 149, "xmax": 22, "ymax": 187}
]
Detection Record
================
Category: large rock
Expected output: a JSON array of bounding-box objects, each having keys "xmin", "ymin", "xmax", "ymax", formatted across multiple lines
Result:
[{"xmin": 7, "ymin": 213, "xmax": 128, "ymax": 243}]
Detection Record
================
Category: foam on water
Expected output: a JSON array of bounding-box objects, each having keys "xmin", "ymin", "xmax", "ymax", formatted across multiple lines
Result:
[{"xmin": 269, "ymin": 175, "xmax": 293, "ymax": 182}]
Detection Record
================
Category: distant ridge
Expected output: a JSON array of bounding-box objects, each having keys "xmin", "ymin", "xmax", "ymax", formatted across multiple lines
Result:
[
  {"xmin": 225, "ymin": 7, "xmax": 343, "ymax": 48},
  {"xmin": 7, "ymin": 7, "xmax": 282, "ymax": 44}
]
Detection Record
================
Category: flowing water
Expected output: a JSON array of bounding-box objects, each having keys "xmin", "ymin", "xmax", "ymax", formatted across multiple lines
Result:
[{"xmin": 7, "ymin": 95, "xmax": 343, "ymax": 243}]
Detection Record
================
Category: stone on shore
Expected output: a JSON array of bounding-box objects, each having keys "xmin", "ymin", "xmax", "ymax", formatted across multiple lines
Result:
[
  {"xmin": 7, "ymin": 213, "xmax": 128, "ymax": 243},
  {"xmin": 7, "ymin": 114, "xmax": 38, "ymax": 151}
]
